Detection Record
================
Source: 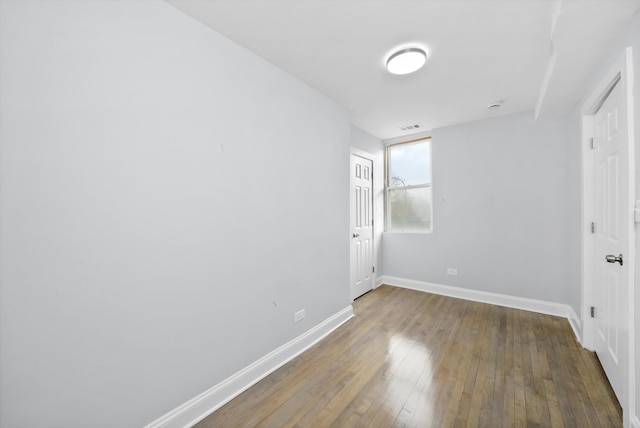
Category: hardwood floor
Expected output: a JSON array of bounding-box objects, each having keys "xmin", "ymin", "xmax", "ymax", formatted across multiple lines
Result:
[{"xmin": 196, "ymin": 285, "xmax": 622, "ymax": 428}]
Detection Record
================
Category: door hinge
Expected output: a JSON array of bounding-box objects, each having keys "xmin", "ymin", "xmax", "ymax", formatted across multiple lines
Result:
[
  {"xmin": 590, "ymin": 137, "xmax": 596, "ymax": 149},
  {"xmin": 372, "ymin": 266, "xmax": 375, "ymax": 273},
  {"xmin": 591, "ymin": 222, "xmax": 596, "ymax": 234},
  {"xmin": 590, "ymin": 306, "xmax": 595, "ymax": 318}
]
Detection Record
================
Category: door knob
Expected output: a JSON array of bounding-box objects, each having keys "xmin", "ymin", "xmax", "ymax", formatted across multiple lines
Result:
[
  {"xmin": 605, "ymin": 254, "xmax": 623, "ymax": 266},
  {"xmin": 353, "ymin": 233, "xmax": 360, "ymax": 238}
]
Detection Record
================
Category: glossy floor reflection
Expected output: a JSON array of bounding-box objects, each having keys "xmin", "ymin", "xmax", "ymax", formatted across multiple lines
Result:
[{"xmin": 196, "ymin": 285, "xmax": 622, "ymax": 427}]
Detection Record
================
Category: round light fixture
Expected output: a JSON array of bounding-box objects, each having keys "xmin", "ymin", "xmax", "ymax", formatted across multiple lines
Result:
[{"xmin": 386, "ymin": 47, "xmax": 427, "ymax": 75}]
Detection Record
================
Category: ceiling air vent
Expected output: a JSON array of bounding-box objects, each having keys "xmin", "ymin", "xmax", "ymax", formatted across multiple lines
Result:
[{"xmin": 399, "ymin": 123, "xmax": 422, "ymax": 132}]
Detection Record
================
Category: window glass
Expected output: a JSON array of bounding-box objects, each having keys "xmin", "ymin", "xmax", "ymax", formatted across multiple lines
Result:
[
  {"xmin": 388, "ymin": 187, "xmax": 432, "ymax": 230},
  {"xmin": 386, "ymin": 139, "xmax": 432, "ymax": 232},
  {"xmin": 388, "ymin": 142, "xmax": 430, "ymax": 186}
]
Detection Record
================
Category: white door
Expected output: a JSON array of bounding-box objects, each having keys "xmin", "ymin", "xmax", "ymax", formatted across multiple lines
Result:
[
  {"xmin": 592, "ymin": 77, "xmax": 629, "ymax": 406},
  {"xmin": 350, "ymin": 154, "xmax": 374, "ymax": 300}
]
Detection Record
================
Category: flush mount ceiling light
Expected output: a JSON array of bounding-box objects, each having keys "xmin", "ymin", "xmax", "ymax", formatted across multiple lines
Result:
[{"xmin": 386, "ymin": 47, "xmax": 427, "ymax": 75}]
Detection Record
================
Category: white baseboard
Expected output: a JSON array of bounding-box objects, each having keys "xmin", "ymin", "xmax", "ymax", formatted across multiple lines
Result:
[
  {"xmin": 566, "ymin": 307, "xmax": 582, "ymax": 345},
  {"xmin": 379, "ymin": 275, "xmax": 581, "ymax": 340},
  {"xmin": 144, "ymin": 306, "xmax": 354, "ymax": 428},
  {"xmin": 631, "ymin": 414, "xmax": 640, "ymax": 428}
]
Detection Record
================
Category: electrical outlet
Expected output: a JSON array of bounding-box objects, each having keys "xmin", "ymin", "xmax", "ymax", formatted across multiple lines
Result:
[
  {"xmin": 294, "ymin": 309, "xmax": 305, "ymax": 323},
  {"xmin": 447, "ymin": 268, "xmax": 458, "ymax": 276}
]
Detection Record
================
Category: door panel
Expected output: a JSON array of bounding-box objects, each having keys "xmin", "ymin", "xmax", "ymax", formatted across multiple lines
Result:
[
  {"xmin": 351, "ymin": 154, "xmax": 374, "ymax": 300},
  {"xmin": 592, "ymin": 78, "xmax": 628, "ymax": 405}
]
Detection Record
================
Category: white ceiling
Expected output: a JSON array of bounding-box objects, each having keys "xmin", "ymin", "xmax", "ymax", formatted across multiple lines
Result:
[{"xmin": 167, "ymin": 0, "xmax": 640, "ymax": 140}]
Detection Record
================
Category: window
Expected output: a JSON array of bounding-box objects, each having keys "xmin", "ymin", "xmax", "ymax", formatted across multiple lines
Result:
[{"xmin": 385, "ymin": 138, "xmax": 432, "ymax": 231}]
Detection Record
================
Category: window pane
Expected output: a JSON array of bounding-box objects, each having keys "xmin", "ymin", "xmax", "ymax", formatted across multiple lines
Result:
[
  {"xmin": 388, "ymin": 141, "xmax": 430, "ymax": 186},
  {"xmin": 388, "ymin": 186, "xmax": 431, "ymax": 230}
]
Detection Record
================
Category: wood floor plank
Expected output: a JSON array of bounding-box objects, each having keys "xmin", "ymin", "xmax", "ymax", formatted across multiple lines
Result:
[
  {"xmin": 195, "ymin": 285, "xmax": 622, "ymax": 428},
  {"xmin": 351, "ymin": 294, "xmax": 453, "ymax": 427},
  {"xmin": 512, "ymin": 310, "xmax": 528, "ymax": 428}
]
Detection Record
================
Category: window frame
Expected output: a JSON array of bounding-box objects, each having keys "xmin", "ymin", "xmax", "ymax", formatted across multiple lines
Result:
[{"xmin": 384, "ymin": 136, "xmax": 433, "ymax": 233}]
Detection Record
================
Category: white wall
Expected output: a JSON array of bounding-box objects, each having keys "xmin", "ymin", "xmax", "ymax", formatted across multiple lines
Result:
[
  {"xmin": 564, "ymin": 107, "xmax": 583, "ymax": 321},
  {"xmin": 569, "ymin": 8, "xmax": 640, "ymax": 422},
  {"xmin": 383, "ymin": 112, "xmax": 572, "ymax": 304},
  {"xmin": 0, "ymin": 1, "xmax": 351, "ymax": 427},
  {"xmin": 350, "ymin": 126, "xmax": 385, "ymax": 278}
]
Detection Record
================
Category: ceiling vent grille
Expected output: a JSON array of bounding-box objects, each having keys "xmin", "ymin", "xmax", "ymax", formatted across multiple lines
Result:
[{"xmin": 399, "ymin": 123, "xmax": 422, "ymax": 132}]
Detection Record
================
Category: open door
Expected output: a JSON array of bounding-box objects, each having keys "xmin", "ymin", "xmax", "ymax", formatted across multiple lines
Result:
[
  {"xmin": 582, "ymin": 47, "xmax": 635, "ymax": 426},
  {"xmin": 592, "ymin": 75, "xmax": 629, "ymax": 407}
]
